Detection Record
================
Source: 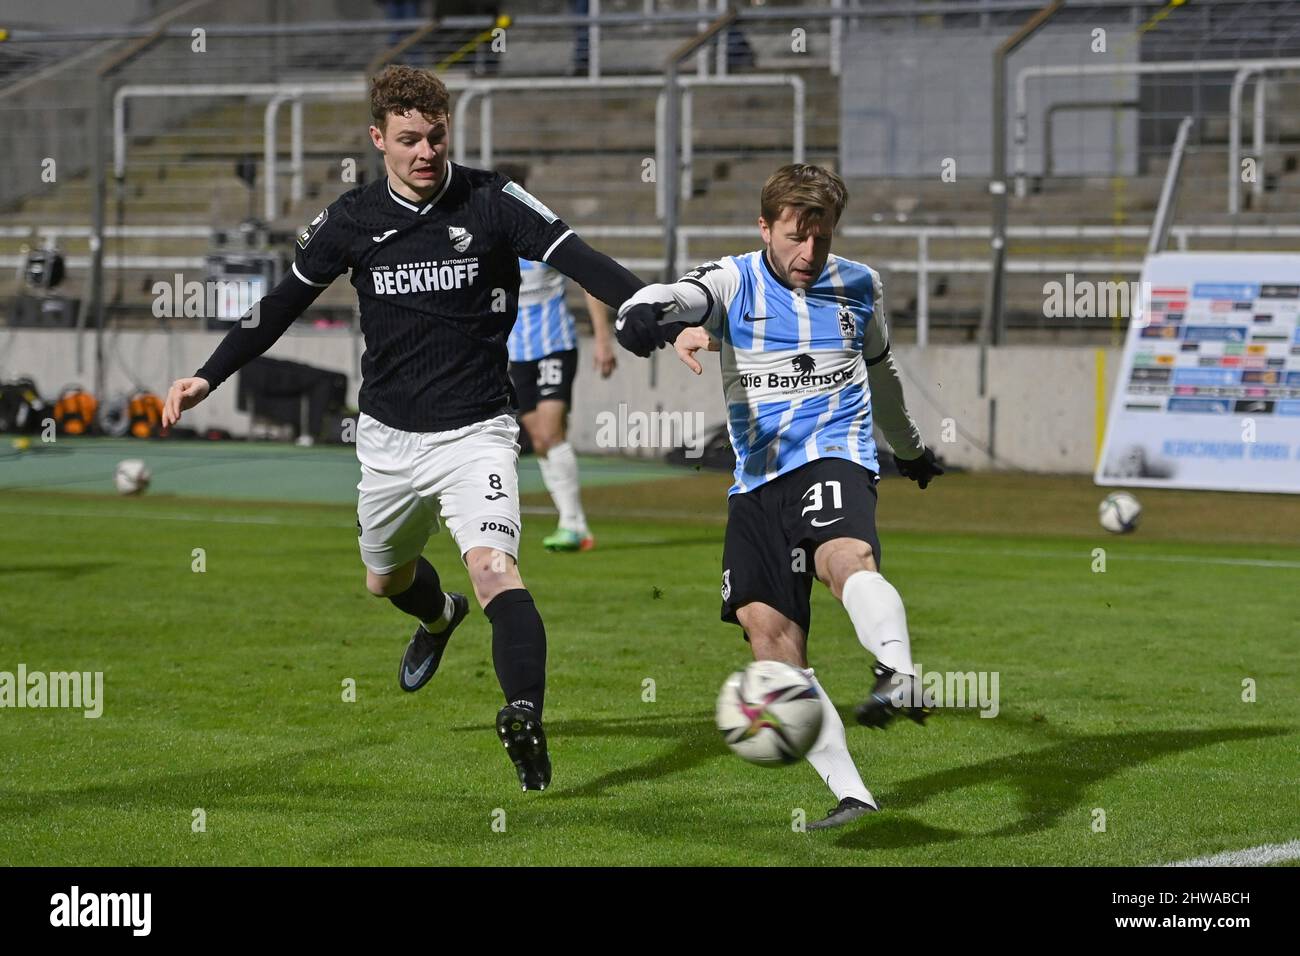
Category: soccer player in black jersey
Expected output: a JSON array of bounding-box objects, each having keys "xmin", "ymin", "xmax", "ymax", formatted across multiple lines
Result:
[{"xmin": 161, "ymin": 66, "xmax": 644, "ymax": 791}]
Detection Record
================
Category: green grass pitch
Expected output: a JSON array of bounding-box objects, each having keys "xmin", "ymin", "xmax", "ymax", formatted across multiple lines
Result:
[{"xmin": 1, "ymin": 447, "xmax": 1298, "ymax": 865}]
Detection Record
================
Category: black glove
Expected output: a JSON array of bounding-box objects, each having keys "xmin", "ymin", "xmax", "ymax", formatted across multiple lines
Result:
[
  {"xmin": 894, "ymin": 447, "xmax": 944, "ymax": 489},
  {"xmin": 615, "ymin": 301, "xmax": 687, "ymax": 358}
]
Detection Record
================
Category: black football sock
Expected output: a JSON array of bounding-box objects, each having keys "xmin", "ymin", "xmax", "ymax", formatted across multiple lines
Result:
[
  {"xmin": 387, "ymin": 557, "xmax": 453, "ymax": 632},
  {"xmin": 485, "ymin": 588, "xmax": 547, "ymax": 717}
]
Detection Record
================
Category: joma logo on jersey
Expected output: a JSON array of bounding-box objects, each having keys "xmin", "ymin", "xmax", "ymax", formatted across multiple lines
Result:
[{"xmin": 370, "ymin": 261, "xmax": 480, "ymax": 295}]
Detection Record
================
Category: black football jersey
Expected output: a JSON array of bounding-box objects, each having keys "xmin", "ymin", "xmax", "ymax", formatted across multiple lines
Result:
[{"xmin": 293, "ymin": 163, "xmax": 574, "ymax": 432}]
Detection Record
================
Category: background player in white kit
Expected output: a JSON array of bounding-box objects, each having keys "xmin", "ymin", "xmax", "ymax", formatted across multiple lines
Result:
[
  {"xmin": 160, "ymin": 66, "xmax": 643, "ymax": 792},
  {"xmin": 498, "ymin": 163, "xmax": 616, "ymax": 553},
  {"xmin": 615, "ymin": 164, "xmax": 944, "ymax": 829}
]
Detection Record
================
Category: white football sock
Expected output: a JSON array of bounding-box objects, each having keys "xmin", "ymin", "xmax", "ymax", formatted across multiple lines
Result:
[
  {"xmin": 423, "ymin": 593, "xmax": 454, "ymax": 633},
  {"xmin": 537, "ymin": 441, "xmax": 587, "ymax": 535},
  {"xmin": 802, "ymin": 669, "xmax": 875, "ymax": 806},
  {"xmin": 841, "ymin": 570, "xmax": 914, "ymax": 676}
]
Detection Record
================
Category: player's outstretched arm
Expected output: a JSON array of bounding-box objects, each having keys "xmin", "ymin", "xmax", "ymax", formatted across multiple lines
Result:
[
  {"xmin": 547, "ymin": 234, "xmax": 645, "ymax": 313},
  {"xmin": 864, "ymin": 270, "xmax": 943, "ymax": 488},
  {"xmin": 615, "ymin": 262, "xmax": 734, "ymax": 358},
  {"xmin": 163, "ymin": 272, "xmax": 328, "ymax": 429}
]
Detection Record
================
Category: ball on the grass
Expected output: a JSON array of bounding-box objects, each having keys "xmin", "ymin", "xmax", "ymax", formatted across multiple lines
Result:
[
  {"xmin": 716, "ymin": 659, "xmax": 824, "ymax": 766},
  {"xmin": 1099, "ymin": 491, "xmax": 1141, "ymax": 534},
  {"xmin": 114, "ymin": 458, "xmax": 151, "ymax": 495}
]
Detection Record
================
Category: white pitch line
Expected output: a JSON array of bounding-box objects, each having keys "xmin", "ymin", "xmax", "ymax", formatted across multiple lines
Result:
[
  {"xmin": 906, "ymin": 544, "xmax": 1300, "ymax": 571},
  {"xmin": 3, "ymin": 504, "xmax": 1300, "ymax": 570},
  {"xmin": 1164, "ymin": 839, "xmax": 1300, "ymax": 867},
  {"xmin": 0, "ymin": 505, "xmax": 347, "ymax": 528},
  {"xmin": 0, "ymin": 503, "xmax": 693, "ymax": 544}
]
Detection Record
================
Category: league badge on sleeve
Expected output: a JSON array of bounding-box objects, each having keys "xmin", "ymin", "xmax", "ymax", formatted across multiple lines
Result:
[
  {"xmin": 503, "ymin": 180, "xmax": 559, "ymax": 224},
  {"xmin": 297, "ymin": 208, "xmax": 328, "ymax": 249},
  {"xmin": 683, "ymin": 262, "xmax": 722, "ymax": 282}
]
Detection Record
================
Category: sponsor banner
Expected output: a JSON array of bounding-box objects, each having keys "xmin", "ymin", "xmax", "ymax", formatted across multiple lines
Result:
[
  {"xmin": 1193, "ymin": 282, "xmax": 1258, "ymax": 299},
  {"xmin": 1097, "ymin": 253, "xmax": 1300, "ymax": 493},
  {"xmin": 1183, "ymin": 326, "xmax": 1249, "ymax": 343}
]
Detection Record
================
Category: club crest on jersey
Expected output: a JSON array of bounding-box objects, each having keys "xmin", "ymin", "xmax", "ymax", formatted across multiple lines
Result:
[
  {"xmin": 838, "ymin": 306, "xmax": 855, "ymax": 338},
  {"xmin": 297, "ymin": 208, "xmax": 327, "ymax": 249},
  {"xmin": 448, "ymin": 225, "xmax": 473, "ymax": 253}
]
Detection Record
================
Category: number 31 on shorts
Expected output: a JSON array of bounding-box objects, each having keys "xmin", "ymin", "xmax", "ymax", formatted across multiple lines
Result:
[{"xmin": 801, "ymin": 480, "xmax": 842, "ymax": 514}]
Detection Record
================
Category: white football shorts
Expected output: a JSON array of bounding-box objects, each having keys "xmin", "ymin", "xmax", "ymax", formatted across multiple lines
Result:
[{"xmin": 355, "ymin": 411, "xmax": 522, "ymax": 574}]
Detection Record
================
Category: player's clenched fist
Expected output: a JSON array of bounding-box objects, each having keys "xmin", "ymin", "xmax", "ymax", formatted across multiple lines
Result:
[
  {"xmin": 161, "ymin": 376, "xmax": 211, "ymax": 429},
  {"xmin": 894, "ymin": 447, "xmax": 944, "ymax": 489},
  {"xmin": 615, "ymin": 301, "xmax": 686, "ymax": 357}
]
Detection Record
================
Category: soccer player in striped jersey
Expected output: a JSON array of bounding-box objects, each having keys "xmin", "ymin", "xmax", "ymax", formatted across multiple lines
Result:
[
  {"xmin": 614, "ymin": 164, "xmax": 944, "ymax": 829},
  {"xmin": 499, "ymin": 164, "xmax": 616, "ymax": 553}
]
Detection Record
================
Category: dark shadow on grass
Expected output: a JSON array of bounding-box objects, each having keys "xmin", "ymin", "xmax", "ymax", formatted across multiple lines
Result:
[
  {"xmin": 451, "ymin": 712, "xmax": 727, "ymax": 799},
  {"xmin": 833, "ymin": 724, "xmax": 1290, "ymax": 851},
  {"xmin": 557, "ymin": 721, "xmax": 726, "ymax": 799},
  {"xmin": 0, "ymin": 561, "xmax": 112, "ymax": 580},
  {"xmin": 0, "ymin": 734, "xmax": 396, "ymax": 820},
  {"xmin": 539, "ymin": 706, "xmax": 1075, "ymax": 801}
]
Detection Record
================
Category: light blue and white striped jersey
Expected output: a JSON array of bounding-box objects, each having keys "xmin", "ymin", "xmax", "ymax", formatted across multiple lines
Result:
[
  {"xmin": 685, "ymin": 251, "xmax": 899, "ymax": 495},
  {"xmin": 508, "ymin": 258, "xmax": 578, "ymax": 362}
]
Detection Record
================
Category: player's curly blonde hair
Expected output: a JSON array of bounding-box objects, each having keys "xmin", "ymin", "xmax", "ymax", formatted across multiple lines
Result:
[
  {"xmin": 369, "ymin": 65, "xmax": 451, "ymax": 129},
  {"xmin": 760, "ymin": 164, "xmax": 849, "ymax": 230}
]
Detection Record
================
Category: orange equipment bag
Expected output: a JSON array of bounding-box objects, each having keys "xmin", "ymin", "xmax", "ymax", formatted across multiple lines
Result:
[
  {"xmin": 54, "ymin": 386, "xmax": 97, "ymax": 435},
  {"xmin": 128, "ymin": 390, "xmax": 164, "ymax": 438}
]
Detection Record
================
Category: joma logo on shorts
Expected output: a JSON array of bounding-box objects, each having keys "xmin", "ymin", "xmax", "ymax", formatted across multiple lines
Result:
[{"xmin": 480, "ymin": 520, "xmax": 516, "ymax": 537}]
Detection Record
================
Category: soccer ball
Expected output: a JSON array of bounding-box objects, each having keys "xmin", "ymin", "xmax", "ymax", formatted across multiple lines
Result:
[
  {"xmin": 114, "ymin": 459, "xmax": 151, "ymax": 495},
  {"xmin": 1099, "ymin": 491, "xmax": 1141, "ymax": 534},
  {"xmin": 715, "ymin": 660, "xmax": 824, "ymax": 766}
]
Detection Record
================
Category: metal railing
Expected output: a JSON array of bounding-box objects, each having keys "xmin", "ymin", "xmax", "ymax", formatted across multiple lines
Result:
[
  {"xmin": 451, "ymin": 74, "xmax": 805, "ymax": 217},
  {"xmin": 1147, "ymin": 116, "xmax": 1194, "ymax": 257},
  {"xmin": 111, "ymin": 73, "xmax": 805, "ymax": 224},
  {"xmin": 12, "ymin": 221, "xmax": 1300, "ymax": 348},
  {"xmin": 1012, "ymin": 57, "xmax": 1300, "ymax": 210}
]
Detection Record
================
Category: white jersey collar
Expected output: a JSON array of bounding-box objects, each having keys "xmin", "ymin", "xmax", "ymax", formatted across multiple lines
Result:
[{"xmin": 386, "ymin": 163, "xmax": 454, "ymax": 215}]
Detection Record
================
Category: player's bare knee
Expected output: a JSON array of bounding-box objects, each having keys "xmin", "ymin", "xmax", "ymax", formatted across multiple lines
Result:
[
  {"xmin": 816, "ymin": 540, "xmax": 875, "ymax": 599},
  {"xmin": 366, "ymin": 559, "xmax": 417, "ymax": 597},
  {"xmin": 466, "ymin": 548, "xmax": 521, "ymax": 607},
  {"xmin": 737, "ymin": 604, "xmax": 806, "ymax": 667},
  {"xmin": 366, "ymin": 571, "xmax": 399, "ymax": 597}
]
